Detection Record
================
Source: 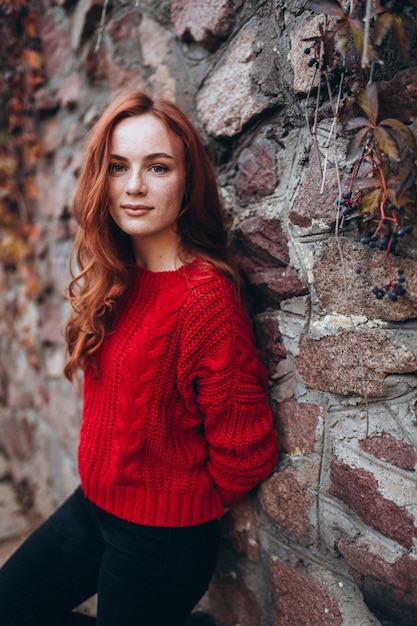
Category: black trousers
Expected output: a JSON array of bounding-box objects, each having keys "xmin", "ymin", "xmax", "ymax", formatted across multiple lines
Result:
[{"xmin": 0, "ymin": 487, "xmax": 220, "ymax": 626}]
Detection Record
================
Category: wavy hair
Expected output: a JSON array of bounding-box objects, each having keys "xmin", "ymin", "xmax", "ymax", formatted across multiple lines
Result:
[{"xmin": 64, "ymin": 91, "xmax": 240, "ymax": 380}]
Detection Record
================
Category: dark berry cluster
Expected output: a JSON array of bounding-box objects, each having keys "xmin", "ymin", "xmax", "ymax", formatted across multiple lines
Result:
[
  {"xmin": 358, "ymin": 223, "xmax": 412, "ymax": 254},
  {"xmin": 334, "ymin": 192, "xmax": 413, "ymax": 302},
  {"xmin": 370, "ymin": 269, "xmax": 406, "ymax": 302},
  {"xmin": 304, "ymin": 47, "xmax": 320, "ymax": 69}
]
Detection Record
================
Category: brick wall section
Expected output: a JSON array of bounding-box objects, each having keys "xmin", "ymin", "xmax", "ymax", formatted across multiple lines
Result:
[{"xmin": 1, "ymin": 1, "xmax": 417, "ymax": 625}]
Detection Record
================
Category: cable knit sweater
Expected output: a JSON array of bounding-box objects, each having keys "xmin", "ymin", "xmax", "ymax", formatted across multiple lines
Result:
[{"xmin": 78, "ymin": 258, "xmax": 278, "ymax": 527}]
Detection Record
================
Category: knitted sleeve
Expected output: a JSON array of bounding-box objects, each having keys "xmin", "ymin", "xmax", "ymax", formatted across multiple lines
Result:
[{"xmin": 178, "ymin": 274, "xmax": 278, "ymax": 507}]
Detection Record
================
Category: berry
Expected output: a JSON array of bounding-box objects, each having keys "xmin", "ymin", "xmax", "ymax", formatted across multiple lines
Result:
[
  {"xmin": 388, "ymin": 291, "xmax": 398, "ymax": 302},
  {"xmin": 304, "ymin": 47, "xmax": 311, "ymax": 55},
  {"xmin": 355, "ymin": 267, "xmax": 362, "ymax": 274},
  {"xmin": 308, "ymin": 58, "xmax": 316, "ymax": 67}
]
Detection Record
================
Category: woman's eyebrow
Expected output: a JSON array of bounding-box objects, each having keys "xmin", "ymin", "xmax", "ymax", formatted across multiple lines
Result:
[{"xmin": 109, "ymin": 152, "xmax": 175, "ymax": 161}]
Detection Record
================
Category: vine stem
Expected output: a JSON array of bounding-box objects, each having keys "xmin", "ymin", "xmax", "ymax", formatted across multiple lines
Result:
[
  {"xmin": 95, "ymin": 0, "xmax": 110, "ymax": 53},
  {"xmin": 362, "ymin": 0, "xmax": 372, "ymax": 68}
]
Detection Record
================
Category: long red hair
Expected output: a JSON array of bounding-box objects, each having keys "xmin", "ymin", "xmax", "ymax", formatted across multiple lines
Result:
[{"xmin": 64, "ymin": 92, "xmax": 239, "ymax": 380}]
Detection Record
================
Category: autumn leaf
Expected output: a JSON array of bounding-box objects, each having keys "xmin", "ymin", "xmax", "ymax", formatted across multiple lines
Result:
[
  {"xmin": 379, "ymin": 118, "xmax": 417, "ymax": 153},
  {"xmin": 373, "ymin": 126, "xmax": 399, "ymax": 160},
  {"xmin": 373, "ymin": 12, "xmax": 394, "ymax": 46},
  {"xmin": 23, "ymin": 49, "xmax": 42, "ymax": 70},
  {"xmin": 345, "ymin": 127, "xmax": 370, "ymax": 165},
  {"xmin": 357, "ymin": 83, "xmax": 379, "ymax": 125},
  {"xmin": 344, "ymin": 117, "xmax": 372, "ymax": 132},
  {"xmin": 391, "ymin": 14, "xmax": 409, "ymax": 58},
  {"xmin": 358, "ymin": 188, "xmax": 384, "ymax": 218}
]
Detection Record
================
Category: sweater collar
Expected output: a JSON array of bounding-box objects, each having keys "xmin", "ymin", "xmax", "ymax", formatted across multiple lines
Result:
[{"xmin": 134, "ymin": 257, "xmax": 203, "ymax": 290}]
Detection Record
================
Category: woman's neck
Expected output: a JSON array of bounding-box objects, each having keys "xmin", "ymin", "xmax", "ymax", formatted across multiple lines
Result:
[{"xmin": 132, "ymin": 235, "xmax": 193, "ymax": 272}]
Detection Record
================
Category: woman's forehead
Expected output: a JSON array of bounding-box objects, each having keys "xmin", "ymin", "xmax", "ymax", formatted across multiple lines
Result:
[{"xmin": 109, "ymin": 114, "xmax": 184, "ymax": 160}]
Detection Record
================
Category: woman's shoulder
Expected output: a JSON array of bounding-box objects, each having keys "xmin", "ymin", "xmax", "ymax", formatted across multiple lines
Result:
[{"xmin": 186, "ymin": 258, "xmax": 238, "ymax": 301}]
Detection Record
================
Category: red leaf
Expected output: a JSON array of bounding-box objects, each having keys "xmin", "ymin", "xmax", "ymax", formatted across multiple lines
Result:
[
  {"xmin": 353, "ymin": 177, "xmax": 382, "ymax": 191},
  {"xmin": 344, "ymin": 117, "xmax": 372, "ymax": 131},
  {"xmin": 345, "ymin": 127, "xmax": 369, "ymax": 165}
]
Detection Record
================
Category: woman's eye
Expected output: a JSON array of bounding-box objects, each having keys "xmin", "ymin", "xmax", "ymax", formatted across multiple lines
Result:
[
  {"xmin": 151, "ymin": 164, "xmax": 167, "ymax": 174},
  {"xmin": 109, "ymin": 163, "xmax": 125, "ymax": 174}
]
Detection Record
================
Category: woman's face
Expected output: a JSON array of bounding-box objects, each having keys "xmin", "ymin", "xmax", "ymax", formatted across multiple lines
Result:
[{"xmin": 108, "ymin": 113, "xmax": 187, "ymax": 263}]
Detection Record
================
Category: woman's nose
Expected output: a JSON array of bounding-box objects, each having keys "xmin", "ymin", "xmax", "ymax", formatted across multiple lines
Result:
[{"xmin": 126, "ymin": 170, "xmax": 147, "ymax": 195}]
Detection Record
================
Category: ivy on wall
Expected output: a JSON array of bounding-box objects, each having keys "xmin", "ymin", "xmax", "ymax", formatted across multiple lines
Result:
[
  {"xmin": 0, "ymin": 0, "xmax": 43, "ymax": 296},
  {"xmin": 306, "ymin": 0, "xmax": 417, "ymax": 301}
]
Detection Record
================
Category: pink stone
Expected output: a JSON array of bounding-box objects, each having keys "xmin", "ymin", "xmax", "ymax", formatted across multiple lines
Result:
[
  {"xmin": 57, "ymin": 73, "xmax": 81, "ymax": 110},
  {"xmin": 359, "ymin": 433, "xmax": 417, "ymax": 471},
  {"xmin": 171, "ymin": 0, "xmax": 235, "ymax": 51},
  {"xmin": 270, "ymin": 559, "xmax": 342, "ymax": 626},
  {"xmin": 107, "ymin": 9, "xmax": 138, "ymax": 42},
  {"xmin": 339, "ymin": 540, "xmax": 417, "ymax": 623},
  {"xmin": 276, "ymin": 398, "xmax": 320, "ymax": 455},
  {"xmin": 330, "ymin": 461, "xmax": 417, "ymax": 548},
  {"xmin": 297, "ymin": 330, "xmax": 417, "ymax": 397},
  {"xmin": 40, "ymin": 13, "xmax": 70, "ymax": 79},
  {"xmin": 290, "ymin": 147, "xmax": 339, "ymax": 227},
  {"xmin": 314, "ymin": 238, "xmax": 417, "ymax": 323},
  {"xmin": 254, "ymin": 315, "xmax": 286, "ymax": 377},
  {"xmin": 235, "ymin": 135, "xmax": 279, "ymax": 205},
  {"xmin": 258, "ymin": 470, "xmax": 312, "ymax": 545}
]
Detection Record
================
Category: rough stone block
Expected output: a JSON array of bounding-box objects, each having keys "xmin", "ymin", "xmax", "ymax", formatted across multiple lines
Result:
[
  {"xmin": 171, "ymin": 0, "xmax": 235, "ymax": 52},
  {"xmin": 289, "ymin": 17, "xmax": 322, "ymax": 95},
  {"xmin": 313, "ymin": 238, "xmax": 417, "ymax": 322},
  {"xmin": 290, "ymin": 148, "xmax": 339, "ymax": 227},
  {"xmin": 297, "ymin": 330, "xmax": 417, "ymax": 397},
  {"xmin": 197, "ymin": 22, "xmax": 276, "ymax": 138},
  {"xmin": 258, "ymin": 468, "xmax": 313, "ymax": 545},
  {"xmin": 40, "ymin": 12, "xmax": 71, "ymax": 78},
  {"xmin": 269, "ymin": 558, "xmax": 342, "ymax": 625},
  {"xmin": 359, "ymin": 432, "xmax": 417, "ymax": 471},
  {"xmin": 330, "ymin": 460, "xmax": 417, "ymax": 548},
  {"xmin": 233, "ymin": 213, "xmax": 308, "ymax": 310},
  {"xmin": 235, "ymin": 135, "xmax": 280, "ymax": 205},
  {"xmin": 275, "ymin": 397, "xmax": 320, "ymax": 455},
  {"xmin": 254, "ymin": 313, "xmax": 286, "ymax": 377},
  {"xmin": 338, "ymin": 539, "xmax": 417, "ymax": 624}
]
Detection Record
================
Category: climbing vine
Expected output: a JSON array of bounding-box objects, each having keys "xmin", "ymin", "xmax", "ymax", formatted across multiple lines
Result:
[
  {"xmin": 0, "ymin": 0, "xmax": 43, "ymax": 296},
  {"xmin": 305, "ymin": 0, "xmax": 417, "ymax": 301}
]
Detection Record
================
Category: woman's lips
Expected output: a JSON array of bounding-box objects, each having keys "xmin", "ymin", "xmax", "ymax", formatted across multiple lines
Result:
[{"xmin": 121, "ymin": 204, "xmax": 153, "ymax": 216}]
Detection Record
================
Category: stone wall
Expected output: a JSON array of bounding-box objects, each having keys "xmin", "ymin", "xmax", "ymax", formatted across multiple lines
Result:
[{"xmin": 1, "ymin": 1, "xmax": 417, "ymax": 625}]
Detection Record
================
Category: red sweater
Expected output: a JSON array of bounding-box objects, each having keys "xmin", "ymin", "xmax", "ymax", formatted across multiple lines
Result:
[{"xmin": 78, "ymin": 259, "xmax": 278, "ymax": 527}]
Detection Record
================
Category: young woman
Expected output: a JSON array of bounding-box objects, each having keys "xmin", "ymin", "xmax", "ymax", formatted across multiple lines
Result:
[{"xmin": 0, "ymin": 92, "xmax": 278, "ymax": 626}]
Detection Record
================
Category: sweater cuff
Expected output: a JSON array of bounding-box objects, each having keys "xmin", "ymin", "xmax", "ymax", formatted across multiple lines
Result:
[{"xmin": 216, "ymin": 486, "xmax": 248, "ymax": 508}]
